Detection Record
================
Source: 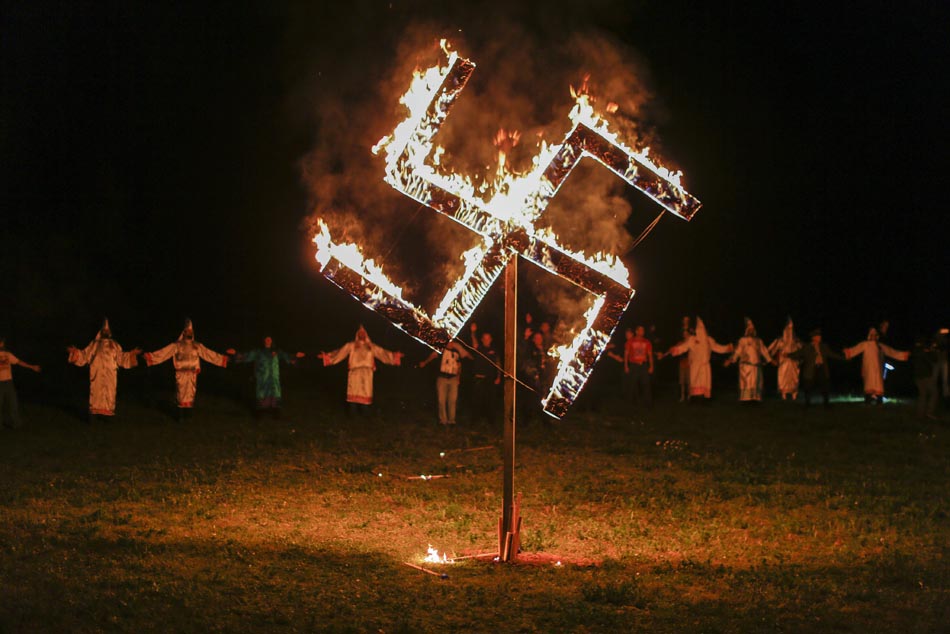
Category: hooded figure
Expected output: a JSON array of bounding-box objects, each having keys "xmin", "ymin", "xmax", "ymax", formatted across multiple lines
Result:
[
  {"xmin": 845, "ymin": 327, "xmax": 909, "ymax": 401},
  {"xmin": 665, "ymin": 318, "xmax": 733, "ymax": 399},
  {"xmin": 727, "ymin": 318, "xmax": 772, "ymax": 402},
  {"xmin": 235, "ymin": 336, "xmax": 303, "ymax": 414},
  {"xmin": 768, "ymin": 318, "xmax": 803, "ymax": 400},
  {"xmin": 321, "ymin": 326, "xmax": 402, "ymax": 408},
  {"xmin": 144, "ymin": 319, "xmax": 229, "ymax": 411},
  {"xmin": 67, "ymin": 319, "xmax": 140, "ymax": 418}
]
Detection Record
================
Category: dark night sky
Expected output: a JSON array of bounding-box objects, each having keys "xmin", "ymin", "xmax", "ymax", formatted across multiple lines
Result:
[{"xmin": 2, "ymin": 0, "xmax": 948, "ymax": 362}]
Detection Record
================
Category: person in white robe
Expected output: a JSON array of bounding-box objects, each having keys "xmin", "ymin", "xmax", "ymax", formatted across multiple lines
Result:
[
  {"xmin": 67, "ymin": 319, "xmax": 140, "ymax": 420},
  {"xmin": 663, "ymin": 317, "xmax": 733, "ymax": 400},
  {"xmin": 320, "ymin": 326, "xmax": 402, "ymax": 411},
  {"xmin": 844, "ymin": 327, "xmax": 909, "ymax": 403},
  {"xmin": 144, "ymin": 319, "xmax": 229, "ymax": 415},
  {"xmin": 726, "ymin": 318, "xmax": 772, "ymax": 402},
  {"xmin": 767, "ymin": 318, "xmax": 802, "ymax": 400}
]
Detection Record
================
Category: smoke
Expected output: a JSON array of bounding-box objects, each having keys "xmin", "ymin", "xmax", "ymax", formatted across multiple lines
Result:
[{"xmin": 299, "ymin": 15, "xmax": 666, "ymax": 333}]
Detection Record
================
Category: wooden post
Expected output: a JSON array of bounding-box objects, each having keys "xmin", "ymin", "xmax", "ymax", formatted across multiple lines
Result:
[{"xmin": 499, "ymin": 257, "xmax": 520, "ymax": 561}]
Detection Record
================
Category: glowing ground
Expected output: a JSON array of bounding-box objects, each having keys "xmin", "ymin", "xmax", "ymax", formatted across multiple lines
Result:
[{"xmin": 1, "ymin": 379, "xmax": 947, "ymax": 632}]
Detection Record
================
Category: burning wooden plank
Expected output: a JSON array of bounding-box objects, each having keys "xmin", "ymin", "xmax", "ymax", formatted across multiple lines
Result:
[{"xmin": 312, "ymin": 40, "xmax": 701, "ymax": 418}]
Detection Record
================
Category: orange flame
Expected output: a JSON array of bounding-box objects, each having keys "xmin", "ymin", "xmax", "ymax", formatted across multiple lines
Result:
[
  {"xmin": 312, "ymin": 40, "xmax": 700, "ymax": 417},
  {"xmin": 424, "ymin": 545, "xmax": 454, "ymax": 564}
]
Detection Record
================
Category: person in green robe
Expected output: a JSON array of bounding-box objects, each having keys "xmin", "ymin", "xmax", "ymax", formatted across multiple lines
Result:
[{"xmin": 232, "ymin": 336, "xmax": 304, "ymax": 417}]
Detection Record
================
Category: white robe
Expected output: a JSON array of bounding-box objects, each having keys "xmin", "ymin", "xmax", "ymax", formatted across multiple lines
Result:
[
  {"xmin": 146, "ymin": 340, "xmax": 228, "ymax": 407},
  {"xmin": 323, "ymin": 341, "xmax": 400, "ymax": 404},
  {"xmin": 68, "ymin": 338, "xmax": 138, "ymax": 415},
  {"xmin": 731, "ymin": 336, "xmax": 772, "ymax": 401},
  {"xmin": 669, "ymin": 334, "xmax": 731, "ymax": 398},
  {"xmin": 768, "ymin": 337, "xmax": 802, "ymax": 397},
  {"xmin": 845, "ymin": 341, "xmax": 909, "ymax": 396}
]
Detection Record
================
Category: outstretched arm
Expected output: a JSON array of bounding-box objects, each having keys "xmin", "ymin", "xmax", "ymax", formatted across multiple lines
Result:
[
  {"xmin": 710, "ymin": 338, "xmax": 733, "ymax": 355},
  {"xmin": 196, "ymin": 343, "xmax": 229, "ymax": 368},
  {"xmin": 418, "ymin": 350, "xmax": 439, "ymax": 368},
  {"xmin": 825, "ymin": 345, "xmax": 846, "ymax": 362},
  {"xmin": 321, "ymin": 343, "xmax": 352, "ymax": 366},
  {"xmin": 144, "ymin": 343, "xmax": 177, "ymax": 367},
  {"xmin": 117, "ymin": 344, "xmax": 140, "ymax": 369},
  {"xmin": 371, "ymin": 344, "xmax": 402, "ymax": 366},
  {"xmin": 230, "ymin": 349, "xmax": 253, "ymax": 364},
  {"xmin": 8, "ymin": 352, "xmax": 40, "ymax": 373},
  {"xmin": 18, "ymin": 357, "xmax": 41, "ymax": 373},
  {"xmin": 275, "ymin": 350, "xmax": 305, "ymax": 365},
  {"xmin": 844, "ymin": 341, "xmax": 864, "ymax": 360},
  {"xmin": 880, "ymin": 344, "xmax": 910, "ymax": 362},
  {"xmin": 665, "ymin": 341, "xmax": 689, "ymax": 358},
  {"xmin": 67, "ymin": 340, "xmax": 97, "ymax": 367},
  {"xmin": 280, "ymin": 351, "xmax": 307, "ymax": 365}
]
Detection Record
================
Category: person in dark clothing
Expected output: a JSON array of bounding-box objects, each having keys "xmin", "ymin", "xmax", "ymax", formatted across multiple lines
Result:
[
  {"xmin": 623, "ymin": 326, "xmax": 654, "ymax": 410},
  {"xmin": 418, "ymin": 340, "xmax": 472, "ymax": 425},
  {"xmin": 0, "ymin": 336, "xmax": 41, "ymax": 429},
  {"xmin": 522, "ymin": 312, "xmax": 535, "ymax": 342},
  {"xmin": 912, "ymin": 335, "xmax": 939, "ymax": 419},
  {"xmin": 648, "ymin": 324, "xmax": 662, "ymax": 355},
  {"xmin": 520, "ymin": 331, "xmax": 548, "ymax": 422},
  {"xmin": 470, "ymin": 331, "xmax": 501, "ymax": 424},
  {"xmin": 789, "ymin": 328, "xmax": 844, "ymax": 407},
  {"xmin": 538, "ymin": 321, "xmax": 554, "ymax": 352}
]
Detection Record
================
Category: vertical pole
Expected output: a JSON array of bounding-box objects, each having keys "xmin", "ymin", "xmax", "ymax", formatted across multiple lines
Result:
[{"xmin": 500, "ymin": 257, "xmax": 518, "ymax": 561}]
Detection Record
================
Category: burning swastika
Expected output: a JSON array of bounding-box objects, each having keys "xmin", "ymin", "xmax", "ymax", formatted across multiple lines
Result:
[{"xmin": 312, "ymin": 40, "xmax": 701, "ymax": 418}]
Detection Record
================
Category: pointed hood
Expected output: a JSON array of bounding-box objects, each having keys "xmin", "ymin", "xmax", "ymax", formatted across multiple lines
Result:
[
  {"xmin": 179, "ymin": 318, "xmax": 195, "ymax": 342},
  {"xmin": 783, "ymin": 317, "xmax": 795, "ymax": 346},
  {"xmin": 695, "ymin": 317, "xmax": 707, "ymax": 340},
  {"xmin": 97, "ymin": 318, "xmax": 112, "ymax": 340},
  {"xmin": 744, "ymin": 317, "xmax": 756, "ymax": 337},
  {"xmin": 355, "ymin": 325, "xmax": 371, "ymax": 345},
  {"xmin": 867, "ymin": 327, "xmax": 879, "ymax": 340}
]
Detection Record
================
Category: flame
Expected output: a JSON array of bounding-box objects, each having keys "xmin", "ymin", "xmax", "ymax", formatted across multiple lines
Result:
[
  {"xmin": 544, "ymin": 296, "xmax": 612, "ymax": 409},
  {"xmin": 312, "ymin": 40, "xmax": 700, "ymax": 418},
  {"xmin": 568, "ymin": 93, "xmax": 684, "ymax": 187},
  {"xmin": 533, "ymin": 226, "xmax": 629, "ymax": 286},
  {"xmin": 424, "ymin": 545, "xmax": 454, "ymax": 564},
  {"xmin": 433, "ymin": 242, "xmax": 493, "ymax": 326},
  {"xmin": 312, "ymin": 219, "xmax": 407, "ymax": 301}
]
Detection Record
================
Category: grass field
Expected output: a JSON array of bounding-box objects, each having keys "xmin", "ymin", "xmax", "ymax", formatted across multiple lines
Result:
[{"xmin": 1, "ymin": 373, "xmax": 948, "ymax": 633}]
